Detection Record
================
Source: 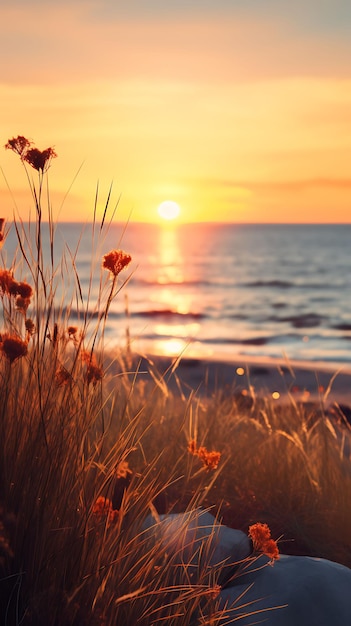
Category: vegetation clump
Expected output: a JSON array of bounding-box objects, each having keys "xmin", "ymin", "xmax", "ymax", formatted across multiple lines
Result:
[{"xmin": 0, "ymin": 136, "xmax": 350, "ymax": 625}]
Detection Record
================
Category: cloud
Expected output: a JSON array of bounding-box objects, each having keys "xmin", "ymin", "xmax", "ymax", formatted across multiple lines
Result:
[{"xmin": 1, "ymin": 3, "xmax": 350, "ymax": 86}]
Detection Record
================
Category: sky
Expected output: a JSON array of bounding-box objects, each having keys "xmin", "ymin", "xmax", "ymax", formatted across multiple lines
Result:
[{"xmin": 1, "ymin": 0, "xmax": 351, "ymax": 223}]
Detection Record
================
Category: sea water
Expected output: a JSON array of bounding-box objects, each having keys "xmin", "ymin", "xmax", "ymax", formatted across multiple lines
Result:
[{"xmin": 3, "ymin": 222, "xmax": 351, "ymax": 367}]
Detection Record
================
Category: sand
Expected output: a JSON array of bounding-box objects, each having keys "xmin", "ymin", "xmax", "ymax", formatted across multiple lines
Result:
[{"xmin": 133, "ymin": 351, "xmax": 351, "ymax": 409}]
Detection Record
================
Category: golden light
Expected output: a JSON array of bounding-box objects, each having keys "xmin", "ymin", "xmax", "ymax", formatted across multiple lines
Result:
[{"xmin": 157, "ymin": 200, "xmax": 181, "ymax": 221}]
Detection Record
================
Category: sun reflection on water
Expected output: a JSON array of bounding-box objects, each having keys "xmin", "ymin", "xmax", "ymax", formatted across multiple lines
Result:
[{"xmin": 156, "ymin": 227, "xmax": 185, "ymax": 285}]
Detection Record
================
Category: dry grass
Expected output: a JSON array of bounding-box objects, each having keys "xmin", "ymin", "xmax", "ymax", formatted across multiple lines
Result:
[{"xmin": 1, "ymin": 136, "xmax": 351, "ymax": 625}]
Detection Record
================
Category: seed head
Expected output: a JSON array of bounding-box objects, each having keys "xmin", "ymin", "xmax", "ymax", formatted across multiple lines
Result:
[
  {"xmin": 81, "ymin": 350, "xmax": 104, "ymax": 386},
  {"xmin": 0, "ymin": 333, "xmax": 28, "ymax": 364},
  {"xmin": 5, "ymin": 136, "xmax": 32, "ymax": 157},
  {"xmin": 55, "ymin": 365, "xmax": 72, "ymax": 387},
  {"xmin": 102, "ymin": 249, "xmax": 132, "ymax": 277},
  {"xmin": 15, "ymin": 296, "xmax": 31, "ymax": 314},
  {"xmin": 24, "ymin": 147, "xmax": 57, "ymax": 172},
  {"xmin": 0, "ymin": 270, "xmax": 15, "ymax": 296}
]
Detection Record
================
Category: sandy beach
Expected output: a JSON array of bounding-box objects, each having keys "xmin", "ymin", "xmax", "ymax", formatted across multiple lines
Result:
[{"xmin": 133, "ymin": 352, "xmax": 351, "ymax": 409}]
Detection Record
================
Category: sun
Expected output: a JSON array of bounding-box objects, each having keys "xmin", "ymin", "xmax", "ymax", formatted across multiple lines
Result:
[{"xmin": 157, "ymin": 200, "xmax": 181, "ymax": 221}]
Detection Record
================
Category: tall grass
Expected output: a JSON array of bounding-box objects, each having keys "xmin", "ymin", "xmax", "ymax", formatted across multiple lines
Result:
[{"xmin": 1, "ymin": 136, "xmax": 351, "ymax": 625}]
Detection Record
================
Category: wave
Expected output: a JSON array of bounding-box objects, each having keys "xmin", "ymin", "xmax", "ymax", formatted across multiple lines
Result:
[
  {"xmin": 131, "ymin": 309, "xmax": 205, "ymax": 320},
  {"xmin": 269, "ymin": 313, "xmax": 326, "ymax": 328},
  {"xmin": 332, "ymin": 323, "xmax": 351, "ymax": 332},
  {"xmin": 242, "ymin": 279, "xmax": 294, "ymax": 289},
  {"xmin": 241, "ymin": 280, "xmax": 334, "ymax": 290}
]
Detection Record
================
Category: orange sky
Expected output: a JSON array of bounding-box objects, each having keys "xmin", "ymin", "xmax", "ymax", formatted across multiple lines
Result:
[{"xmin": 1, "ymin": 1, "xmax": 351, "ymax": 223}]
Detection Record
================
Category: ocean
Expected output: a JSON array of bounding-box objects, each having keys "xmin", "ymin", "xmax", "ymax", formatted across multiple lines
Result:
[{"xmin": 3, "ymin": 222, "xmax": 351, "ymax": 367}]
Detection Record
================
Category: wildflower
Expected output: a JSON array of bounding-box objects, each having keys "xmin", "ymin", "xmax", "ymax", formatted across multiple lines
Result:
[
  {"xmin": 25, "ymin": 318, "xmax": 36, "ymax": 337},
  {"xmin": 23, "ymin": 147, "xmax": 57, "ymax": 172},
  {"xmin": 5, "ymin": 135, "xmax": 32, "ymax": 157},
  {"xmin": 15, "ymin": 296, "xmax": 31, "ymax": 314},
  {"xmin": 102, "ymin": 249, "xmax": 132, "ymax": 277},
  {"xmin": 81, "ymin": 350, "xmax": 104, "ymax": 386},
  {"xmin": 67, "ymin": 326, "xmax": 78, "ymax": 339},
  {"xmin": 55, "ymin": 365, "xmax": 72, "ymax": 387},
  {"xmin": 92, "ymin": 496, "xmax": 119, "ymax": 527},
  {"xmin": 0, "ymin": 270, "xmax": 15, "ymax": 296},
  {"xmin": 188, "ymin": 439, "xmax": 221, "ymax": 471},
  {"xmin": 248, "ymin": 522, "xmax": 279, "ymax": 563},
  {"xmin": 0, "ymin": 272, "xmax": 33, "ymax": 305},
  {"xmin": 5, "ymin": 136, "xmax": 57, "ymax": 172},
  {"xmin": 0, "ymin": 333, "xmax": 28, "ymax": 364},
  {"xmin": 197, "ymin": 447, "xmax": 221, "ymax": 471},
  {"xmin": 188, "ymin": 439, "xmax": 197, "ymax": 455},
  {"xmin": 86, "ymin": 363, "xmax": 103, "ymax": 386},
  {"xmin": 115, "ymin": 460, "xmax": 132, "ymax": 480},
  {"xmin": 15, "ymin": 281, "xmax": 33, "ymax": 299}
]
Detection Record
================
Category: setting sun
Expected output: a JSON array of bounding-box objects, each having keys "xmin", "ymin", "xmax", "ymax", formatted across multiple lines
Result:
[{"xmin": 157, "ymin": 200, "xmax": 181, "ymax": 221}]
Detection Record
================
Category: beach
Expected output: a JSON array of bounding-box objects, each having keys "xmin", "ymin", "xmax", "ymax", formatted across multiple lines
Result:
[{"xmin": 132, "ymin": 351, "xmax": 351, "ymax": 410}]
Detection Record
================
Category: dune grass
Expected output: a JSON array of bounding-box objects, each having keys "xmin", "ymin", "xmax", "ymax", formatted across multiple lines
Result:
[{"xmin": 1, "ymin": 136, "xmax": 351, "ymax": 625}]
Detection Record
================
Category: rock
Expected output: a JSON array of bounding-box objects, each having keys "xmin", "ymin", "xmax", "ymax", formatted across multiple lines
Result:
[
  {"xmin": 142, "ymin": 509, "xmax": 252, "ymax": 585},
  {"xmin": 219, "ymin": 553, "xmax": 351, "ymax": 624},
  {"xmin": 143, "ymin": 510, "xmax": 351, "ymax": 625}
]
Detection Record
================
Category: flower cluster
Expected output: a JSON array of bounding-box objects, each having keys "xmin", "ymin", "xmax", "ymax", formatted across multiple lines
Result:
[
  {"xmin": 188, "ymin": 439, "xmax": 221, "ymax": 471},
  {"xmin": 25, "ymin": 318, "xmax": 36, "ymax": 339},
  {"xmin": 102, "ymin": 249, "xmax": 132, "ymax": 278},
  {"xmin": 92, "ymin": 496, "xmax": 119, "ymax": 527},
  {"xmin": 115, "ymin": 460, "xmax": 132, "ymax": 480},
  {"xmin": 55, "ymin": 365, "xmax": 72, "ymax": 387},
  {"xmin": 0, "ymin": 333, "xmax": 28, "ymax": 364},
  {"xmin": 0, "ymin": 269, "xmax": 33, "ymax": 313},
  {"xmin": 5, "ymin": 135, "xmax": 57, "ymax": 172},
  {"xmin": 248, "ymin": 522, "xmax": 279, "ymax": 563},
  {"xmin": 81, "ymin": 350, "xmax": 104, "ymax": 386}
]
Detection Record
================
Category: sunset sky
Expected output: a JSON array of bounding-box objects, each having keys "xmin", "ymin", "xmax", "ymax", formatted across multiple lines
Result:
[{"xmin": 1, "ymin": 0, "xmax": 351, "ymax": 223}]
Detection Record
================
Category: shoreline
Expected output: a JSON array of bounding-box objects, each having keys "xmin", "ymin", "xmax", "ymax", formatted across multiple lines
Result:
[{"xmin": 130, "ymin": 351, "xmax": 351, "ymax": 408}]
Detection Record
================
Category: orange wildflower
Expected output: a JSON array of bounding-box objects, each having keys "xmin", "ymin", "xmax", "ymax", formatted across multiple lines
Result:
[
  {"xmin": 23, "ymin": 147, "xmax": 57, "ymax": 172},
  {"xmin": 86, "ymin": 363, "xmax": 103, "ymax": 386},
  {"xmin": 248, "ymin": 522, "xmax": 279, "ymax": 563},
  {"xmin": 0, "ymin": 270, "xmax": 15, "ymax": 296},
  {"xmin": 25, "ymin": 318, "xmax": 36, "ymax": 337},
  {"xmin": 188, "ymin": 439, "xmax": 197, "ymax": 455},
  {"xmin": 55, "ymin": 365, "xmax": 72, "ymax": 387},
  {"xmin": 92, "ymin": 496, "xmax": 119, "ymax": 527},
  {"xmin": 188, "ymin": 439, "xmax": 221, "ymax": 470},
  {"xmin": 15, "ymin": 296, "xmax": 31, "ymax": 314},
  {"xmin": 197, "ymin": 447, "xmax": 221, "ymax": 471},
  {"xmin": 81, "ymin": 350, "xmax": 104, "ymax": 386},
  {"xmin": 102, "ymin": 249, "xmax": 132, "ymax": 277},
  {"xmin": 0, "ymin": 333, "xmax": 28, "ymax": 364},
  {"xmin": 5, "ymin": 136, "xmax": 57, "ymax": 172},
  {"xmin": 0, "ymin": 272, "xmax": 33, "ymax": 308},
  {"xmin": 115, "ymin": 460, "xmax": 132, "ymax": 479},
  {"xmin": 5, "ymin": 135, "xmax": 32, "ymax": 157},
  {"xmin": 15, "ymin": 281, "xmax": 33, "ymax": 299}
]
